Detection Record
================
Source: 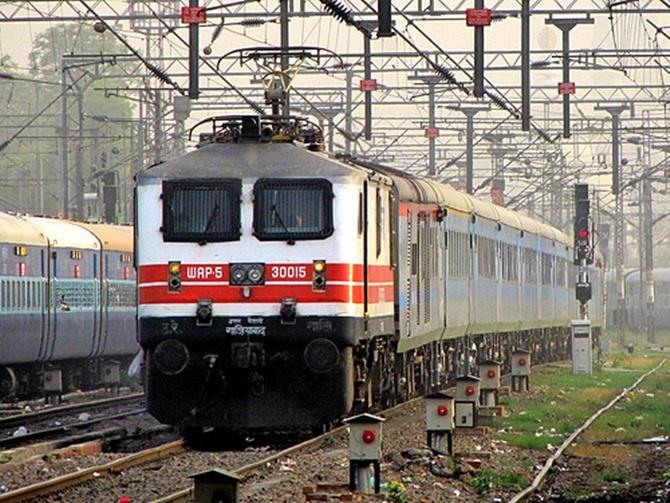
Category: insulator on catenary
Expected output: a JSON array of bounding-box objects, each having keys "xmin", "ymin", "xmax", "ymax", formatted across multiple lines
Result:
[
  {"xmin": 147, "ymin": 63, "xmax": 171, "ymax": 85},
  {"xmin": 240, "ymin": 18, "xmax": 266, "ymax": 26},
  {"xmin": 319, "ymin": 0, "xmax": 356, "ymax": 26}
]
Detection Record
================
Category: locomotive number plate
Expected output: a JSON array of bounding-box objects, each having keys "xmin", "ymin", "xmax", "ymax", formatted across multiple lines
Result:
[{"xmin": 268, "ymin": 265, "xmax": 308, "ymax": 280}]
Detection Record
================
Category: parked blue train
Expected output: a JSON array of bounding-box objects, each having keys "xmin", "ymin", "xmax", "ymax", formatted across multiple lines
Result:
[{"xmin": 0, "ymin": 212, "xmax": 137, "ymax": 398}]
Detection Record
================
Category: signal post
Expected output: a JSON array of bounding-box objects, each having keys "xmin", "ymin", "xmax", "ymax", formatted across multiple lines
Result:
[{"xmin": 572, "ymin": 184, "xmax": 593, "ymax": 375}]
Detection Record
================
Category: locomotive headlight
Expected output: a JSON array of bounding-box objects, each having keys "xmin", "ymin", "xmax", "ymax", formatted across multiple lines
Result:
[
  {"xmin": 169, "ymin": 262, "xmax": 181, "ymax": 274},
  {"xmin": 247, "ymin": 264, "xmax": 265, "ymax": 284},
  {"xmin": 230, "ymin": 265, "xmax": 247, "ymax": 285},
  {"xmin": 313, "ymin": 260, "xmax": 325, "ymax": 274}
]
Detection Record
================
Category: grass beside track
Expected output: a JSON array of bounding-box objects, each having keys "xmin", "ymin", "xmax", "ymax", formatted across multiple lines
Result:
[{"xmin": 495, "ymin": 352, "xmax": 665, "ymax": 452}]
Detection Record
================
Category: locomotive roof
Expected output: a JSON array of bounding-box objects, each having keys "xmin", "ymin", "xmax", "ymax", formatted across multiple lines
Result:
[
  {"xmin": 137, "ymin": 142, "xmax": 364, "ymax": 182},
  {"xmin": 74, "ymin": 222, "xmax": 133, "ymax": 253},
  {"xmin": 25, "ymin": 217, "xmax": 101, "ymax": 250},
  {"xmin": 0, "ymin": 212, "xmax": 48, "ymax": 247}
]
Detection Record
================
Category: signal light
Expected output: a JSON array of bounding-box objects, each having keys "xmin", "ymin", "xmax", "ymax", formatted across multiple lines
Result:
[
  {"xmin": 168, "ymin": 261, "xmax": 182, "ymax": 292},
  {"xmin": 487, "ymin": 369, "xmax": 496, "ymax": 378},
  {"xmin": 362, "ymin": 429, "xmax": 376, "ymax": 444},
  {"xmin": 465, "ymin": 386, "xmax": 475, "ymax": 396},
  {"xmin": 313, "ymin": 260, "xmax": 327, "ymax": 291},
  {"xmin": 578, "ymin": 229, "xmax": 589, "ymax": 239},
  {"xmin": 518, "ymin": 358, "xmax": 527, "ymax": 367},
  {"xmin": 437, "ymin": 405, "xmax": 449, "ymax": 416}
]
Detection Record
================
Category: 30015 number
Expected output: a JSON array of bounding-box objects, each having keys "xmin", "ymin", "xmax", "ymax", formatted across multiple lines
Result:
[{"xmin": 269, "ymin": 265, "xmax": 308, "ymax": 280}]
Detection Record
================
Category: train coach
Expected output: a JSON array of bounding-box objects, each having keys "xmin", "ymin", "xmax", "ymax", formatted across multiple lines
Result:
[
  {"xmin": 607, "ymin": 268, "xmax": 670, "ymax": 331},
  {"xmin": 135, "ymin": 115, "xmax": 603, "ymax": 434},
  {"xmin": 0, "ymin": 213, "xmax": 136, "ymax": 398}
]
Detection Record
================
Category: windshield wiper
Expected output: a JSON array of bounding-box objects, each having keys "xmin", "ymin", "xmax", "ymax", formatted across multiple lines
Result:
[
  {"xmin": 199, "ymin": 203, "xmax": 220, "ymax": 245},
  {"xmin": 272, "ymin": 204, "xmax": 295, "ymax": 245}
]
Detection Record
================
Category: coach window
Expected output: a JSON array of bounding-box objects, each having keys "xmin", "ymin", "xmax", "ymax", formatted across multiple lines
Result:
[
  {"xmin": 253, "ymin": 178, "xmax": 333, "ymax": 241},
  {"xmin": 162, "ymin": 179, "xmax": 241, "ymax": 243}
]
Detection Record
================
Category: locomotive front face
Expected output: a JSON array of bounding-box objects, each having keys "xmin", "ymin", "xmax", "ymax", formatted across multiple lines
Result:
[{"xmin": 136, "ymin": 145, "xmax": 371, "ymax": 430}]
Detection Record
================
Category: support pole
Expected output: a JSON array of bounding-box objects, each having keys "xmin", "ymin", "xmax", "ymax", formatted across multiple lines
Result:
[
  {"xmin": 428, "ymin": 81, "xmax": 436, "ymax": 176},
  {"xmin": 643, "ymin": 172, "xmax": 655, "ymax": 342},
  {"xmin": 545, "ymin": 16, "xmax": 593, "ymax": 139},
  {"xmin": 280, "ymin": 0, "xmax": 290, "ymax": 119},
  {"xmin": 345, "ymin": 68, "xmax": 353, "ymax": 156},
  {"xmin": 521, "ymin": 0, "xmax": 530, "ymax": 131},
  {"xmin": 34, "ymin": 83, "xmax": 43, "ymax": 214},
  {"xmin": 595, "ymin": 104, "xmax": 629, "ymax": 346},
  {"xmin": 473, "ymin": 0, "xmax": 485, "ymax": 97},
  {"xmin": 60, "ymin": 62, "xmax": 69, "ymax": 218},
  {"xmin": 363, "ymin": 32, "xmax": 372, "ymax": 140},
  {"xmin": 188, "ymin": 0, "xmax": 199, "ymax": 99},
  {"xmin": 466, "ymin": 112, "xmax": 475, "ymax": 193},
  {"xmin": 75, "ymin": 91, "xmax": 84, "ymax": 220},
  {"xmin": 444, "ymin": 103, "xmax": 489, "ymax": 194}
]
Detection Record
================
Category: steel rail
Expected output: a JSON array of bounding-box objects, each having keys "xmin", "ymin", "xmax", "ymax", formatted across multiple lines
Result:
[
  {"xmin": 0, "ymin": 408, "xmax": 146, "ymax": 449},
  {"xmin": 152, "ymin": 395, "xmax": 427, "ymax": 503},
  {"xmin": 0, "ymin": 439, "xmax": 185, "ymax": 503},
  {"xmin": 508, "ymin": 358, "xmax": 667, "ymax": 503},
  {"xmin": 0, "ymin": 393, "xmax": 144, "ymax": 430}
]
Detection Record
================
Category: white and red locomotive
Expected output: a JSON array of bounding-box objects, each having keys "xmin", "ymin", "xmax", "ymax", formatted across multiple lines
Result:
[{"xmin": 135, "ymin": 116, "xmax": 601, "ymax": 432}]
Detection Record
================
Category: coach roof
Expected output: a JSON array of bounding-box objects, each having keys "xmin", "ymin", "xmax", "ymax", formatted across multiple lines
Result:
[
  {"xmin": 0, "ymin": 212, "xmax": 47, "ymax": 247},
  {"xmin": 138, "ymin": 142, "xmax": 362, "ymax": 181}
]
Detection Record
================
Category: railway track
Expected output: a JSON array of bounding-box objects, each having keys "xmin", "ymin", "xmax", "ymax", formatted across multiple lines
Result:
[
  {"xmin": 4, "ymin": 360, "xmax": 640, "ymax": 502},
  {"xmin": 509, "ymin": 358, "xmax": 668, "ymax": 502},
  {"xmin": 0, "ymin": 440, "xmax": 185, "ymax": 503},
  {"xmin": 0, "ymin": 393, "xmax": 420, "ymax": 503},
  {"xmin": 0, "ymin": 393, "xmax": 144, "ymax": 431},
  {"xmin": 0, "ymin": 393, "xmax": 149, "ymax": 451}
]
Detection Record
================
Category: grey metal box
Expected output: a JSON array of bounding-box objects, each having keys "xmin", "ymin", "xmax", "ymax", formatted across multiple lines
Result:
[
  {"xmin": 479, "ymin": 361, "xmax": 501, "ymax": 390},
  {"xmin": 511, "ymin": 350, "xmax": 531, "ymax": 377},
  {"xmin": 425, "ymin": 393, "xmax": 454, "ymax": 432},
  {"xmin": 455, "ymin": 400, "xmax": 476, "ymax": 428},
  {"xmin": 456, "ymin": 375, "xmax": 480, "ymax": 403}
]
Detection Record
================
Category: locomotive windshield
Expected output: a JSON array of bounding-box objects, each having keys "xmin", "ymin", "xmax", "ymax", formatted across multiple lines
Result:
[
  {"xmin": 253, "ymin": 178, "xmax": 333, "ymax": 241},
  {"xmin": 162, "ymin": 180, "xmax": 241, "ymax": 243}
]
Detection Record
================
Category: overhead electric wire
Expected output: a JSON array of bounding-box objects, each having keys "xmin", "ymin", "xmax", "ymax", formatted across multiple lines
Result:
[
  {"xmin": 139, "ymin": 0, "xmax": 266, "ymax": 115},
  {"xmin": 79, "ymin": 1, "xmax": 185, "ymax": 94}
]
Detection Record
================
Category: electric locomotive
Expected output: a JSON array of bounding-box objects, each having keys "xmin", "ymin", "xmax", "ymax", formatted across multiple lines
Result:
[{"xmin": 136, "ymin": 115, "xmax": 601, "ymax": 433}]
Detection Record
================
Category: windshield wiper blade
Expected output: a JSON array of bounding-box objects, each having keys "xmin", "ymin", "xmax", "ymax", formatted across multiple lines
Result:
[
  {"xmin": 199, "ymin": 203, "xmax": 220, "ymax": 245},
  {"xmin": 272, "ymin": 205, "xmax": 295, "ymax": 245}
]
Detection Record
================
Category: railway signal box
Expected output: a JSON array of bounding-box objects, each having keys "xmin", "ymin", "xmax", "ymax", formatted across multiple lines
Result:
[
  {"xmin": 571, "ymin": 319, "xmax": 593, "ymax": 375},
  {"xmin": 425, "ymin": 391, "xmax": 454, "ymax": 432},
  {"xmin": 190, "ymin": 468, "xmax": 240, "ymax": 503},
  {"xmin": 455, "ymin": 375, "xmax": 481, "ymax": 403},
  {"xmin": 344, "ymin": 413, "xmax": 385, "ymax": 494},
  {"xmin": 478, "ymin": 360, "xmax": 501, "ymax": 406},
  {"xmin": 511, "ymin": 349, "xmax": 531, "ymax": 392},
  {"xmin": 425, "ymin": 391, "xmax": 454, "ymax": 454},
  {"xmin": 455, "ymin": 375, "xmax": 480, "ymax": 428}
]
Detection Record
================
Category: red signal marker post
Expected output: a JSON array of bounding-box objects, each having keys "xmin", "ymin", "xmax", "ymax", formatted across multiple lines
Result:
[
  {"xmin": 359, "ymin": 79, "xmax": 378, "ymax": 92},
  {"xmin": 182, "ymin": 3, "xmax": 206, "ymax": 99},
  {"xmin": 465, "ymin": 8, "xmax": 492, "ymax": 26},
  {"xmin": 424, "ymin": 127, "xmax": 440, "ymax": 139},
  {"xmin": 558, "ymin": 82, "xmax": 576, "ymax": 95},
  {"xmin": 181, "ymin": 5, "xmax": 206, "ymax": 23}
]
